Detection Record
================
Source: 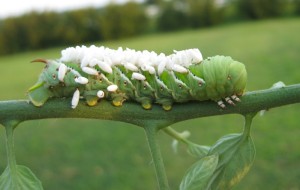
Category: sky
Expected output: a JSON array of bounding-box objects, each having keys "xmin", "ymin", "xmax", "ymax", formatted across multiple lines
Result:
[{"xmin": 0, "ymin": 0, "xmax": 143, "ymax": 18}]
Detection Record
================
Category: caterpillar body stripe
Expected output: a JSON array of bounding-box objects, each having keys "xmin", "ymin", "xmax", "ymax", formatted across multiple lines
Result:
[{"xmin": 28, "ymin": 46, "xmax": 247, "ymax": 110}]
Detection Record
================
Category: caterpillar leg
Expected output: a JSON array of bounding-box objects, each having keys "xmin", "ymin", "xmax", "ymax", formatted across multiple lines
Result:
[
  {"xmin": 217, "ymin": 95, "xmax": 241, "ymax": 108},
  {"xmin": 86, "ymin": 96, "xmax": 99, "ymax": 106},
  {"xmin": 231, "ymin": 95, "xmax": 241, "ymax": 102},
  {"xmin": 141, "ymin": 99, "xmax": 152, "ymax": 110},
  {"xmin": 162, "ymin": 104, "xmax": 172, "ymax": 111},
  {"xmin": 157, "ymin": 99, "xmax": 173, "ymax": 111},
  {"xmin": 217, "ymin": 100, "xmax": 226, "ymax": 109},
  {"xmin": 112, "ymin": 96, "xmax": 126, "ymax": 107},
  {"xmin": 225, "ymin": 97, "xmax": 235, "ymax": 106},
  {"xmin": 135, "ymin": 97, "xmax": 152, "ymax": 110}
]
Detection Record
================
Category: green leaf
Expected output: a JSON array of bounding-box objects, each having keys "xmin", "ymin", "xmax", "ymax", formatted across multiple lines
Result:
[
  {"xmin": 206, "ymin": 133, "xmax": 256, "ymax": 190},
  {"xmin": 187, "ymin": 142, "xmax": 210, "ymax": 158},
  {"xmin": 180, "ymin": 154, "xmax": 219, "ymax": 190},
  {"xmin": 0, "ymin": 165, "xmax": 43, "ymax": 190}
]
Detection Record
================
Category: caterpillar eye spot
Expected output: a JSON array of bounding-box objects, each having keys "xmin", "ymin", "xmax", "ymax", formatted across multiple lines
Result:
[
  {"xmin": 124, "ymin": 81, "xmax": 127, "ymax": 86},
  {"xmin": 160, "ymin": 86, "xmax": 163, "ymax": 91},
  {"xmin": 227, "ymin": 75, "xmax": 232, "ymax": 80},
  {"xmin": 198, "ymin": 82, "xmax": 202, "ymax": 87},
  {"xmin": 178, "ymin": 84, "xmax": 182, "ymax": 88},
  {"xmin": 52, "ymin": 74, "xmax": 56, "ymax": 80},
  {"xmin": 74, "ymin": 75, "xmax": 78, "ymax": 79}
]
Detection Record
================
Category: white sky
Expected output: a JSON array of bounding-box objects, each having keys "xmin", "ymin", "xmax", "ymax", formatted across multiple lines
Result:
[{"xmin": 0, "ymin": 0, "xmax": 143, "ymax": 18}]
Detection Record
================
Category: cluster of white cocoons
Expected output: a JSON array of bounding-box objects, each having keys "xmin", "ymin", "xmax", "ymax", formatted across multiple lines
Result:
[
  {"xmin": 60, "ymin": 45, "xmax": 203, "ymax": 109},
  {"xmin": 61, "ymin": 45, "xmax": 203, "ymax": 76}
]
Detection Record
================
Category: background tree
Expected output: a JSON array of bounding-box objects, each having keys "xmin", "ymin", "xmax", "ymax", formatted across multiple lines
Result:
[
  {"xmin": 236, "ymin": 0, "xmax": 288, "ymax": 19},
  {"xmin": 187, "ymin": 0, "xmax": 223, "ymax": 27},
  {"xmin": 157, "ymin": 2, "xmax": 189, "ymax": 31}
]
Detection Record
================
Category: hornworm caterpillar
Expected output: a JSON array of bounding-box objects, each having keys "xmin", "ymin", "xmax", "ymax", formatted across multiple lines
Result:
[{"xmin": 28, "ymin": 45, "xmax": 247, "ymax": 110}]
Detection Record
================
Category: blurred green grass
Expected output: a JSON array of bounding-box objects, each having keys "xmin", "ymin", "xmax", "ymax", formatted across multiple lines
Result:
[{"xmin": 0, "ymin": 18, "xmax": 300, "ymax": 190}]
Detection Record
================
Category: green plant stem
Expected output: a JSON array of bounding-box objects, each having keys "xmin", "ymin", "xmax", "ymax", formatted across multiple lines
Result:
[
  {"xmin": 163, "ymin": 127, "xmax": 189, "ymax": 144},
  {"xmin": 1, "ymin": 84, "xmax": 300, "ymax": 128},
  {"xmin": 243, "ymin": 113, "xmax": 256, "ymax": 137},
  {"xmin": 3, "ymin": 121, "xmax": 20, "ymax": 181},
  {"xmin": 143, "ymin": 124, "xmax": 170, "ymax": 190}
]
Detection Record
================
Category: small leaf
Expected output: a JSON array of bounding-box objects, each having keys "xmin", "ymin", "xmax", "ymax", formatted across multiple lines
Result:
[
  {"xmin": 187, "ymin": 142, "xmax": 210, "ymax": 158},
  {"xmin": 180, "ymin": 154, "xmax": 218, "ymax": 190},
  {"xmin": 206, "ymin": 133, "xmax": 256, "ymax": 190},
  {"xmin": 0, "ymin": 165, "xmax": 43, "ymax": 190}
]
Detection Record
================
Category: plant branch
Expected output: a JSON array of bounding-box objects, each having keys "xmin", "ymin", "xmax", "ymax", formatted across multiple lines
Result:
[
  {"xmin": 4, "ymin": 121, "xmax": 19, "ymax": 176},
  {"xmin": 0, "ymin": 84, "xmax": 300, "ymax": 128},
  {"xmin": 143, "ymin": 124, "xmax": 170, "ymax": 190}
]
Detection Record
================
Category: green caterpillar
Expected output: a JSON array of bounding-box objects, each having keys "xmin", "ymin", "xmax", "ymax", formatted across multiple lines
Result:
[{"xmin": 28, "ymin": 46, "xmax": 247, "ymax": 110}]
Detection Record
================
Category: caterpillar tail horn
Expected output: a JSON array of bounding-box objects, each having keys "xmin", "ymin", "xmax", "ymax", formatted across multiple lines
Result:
[{"xmin": 31, "ymin": 58, "xmax": 48, "ymax": 64}]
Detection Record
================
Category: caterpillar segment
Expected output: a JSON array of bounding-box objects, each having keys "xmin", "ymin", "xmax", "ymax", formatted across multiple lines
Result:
[{"xmin": 27, "ymin": 46, "xmax": 247, "ymax": 110}]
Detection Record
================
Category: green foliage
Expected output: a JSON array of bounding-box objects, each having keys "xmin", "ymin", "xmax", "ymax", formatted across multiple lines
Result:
[
  {"xmin": 1, "ymin": 0, "xmax": 300, "ymax": 55},
  {"xmin": 178, "ymin": 114, "xmax": 256, "ymax": 190},
  {"xmin": 187, "ymin": 0, "xmax": 223, "ymax": 28},
  {"xmin": 0, "ymin": 2, "xmax": 148, "ymax": 55},
  {"xmin": 206, "ymin": 132, "xmax": 255, "ymax": 189},
  {"xmin": 0, "ymin": 165, "xmax": 43, "ymax": 190},
  {"xmin": 187, "ymin": 143, "xmax": 210, "ymax": 158},
  {"xmin": 63, "ymin": 9, "xmax": 103, "ymax": 44},
  {"xmin": 179, "ymin": 155, "xmax": 218, "ymax": 190},
  {"xmin": 100, "ymin": 3, "xmax": 148, "ymax": 39},
  {"xmin": 296, "ymin": 0, "xmax": 300, "ymax": 15},
  {"xmin": 157, "ymin": 0, "xmax": 223, "ymax": 31},
  {"xmin": 157, "ymin": 3, "xmax": 189, "ymax": 31},
  {"xmin": 236, "ymin": 0, "xmax": 289, "ymax": 19}
]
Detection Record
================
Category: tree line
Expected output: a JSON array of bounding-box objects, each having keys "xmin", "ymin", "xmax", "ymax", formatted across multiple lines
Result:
[{"xmin": 0, "ymin": 0, "xmax": 299, "ymax": 55}]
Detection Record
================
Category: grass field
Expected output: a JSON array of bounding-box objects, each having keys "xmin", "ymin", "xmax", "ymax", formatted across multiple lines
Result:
[{"xmin": 0, "ymin": 18, "xmax": 300, "ymax": 190}]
